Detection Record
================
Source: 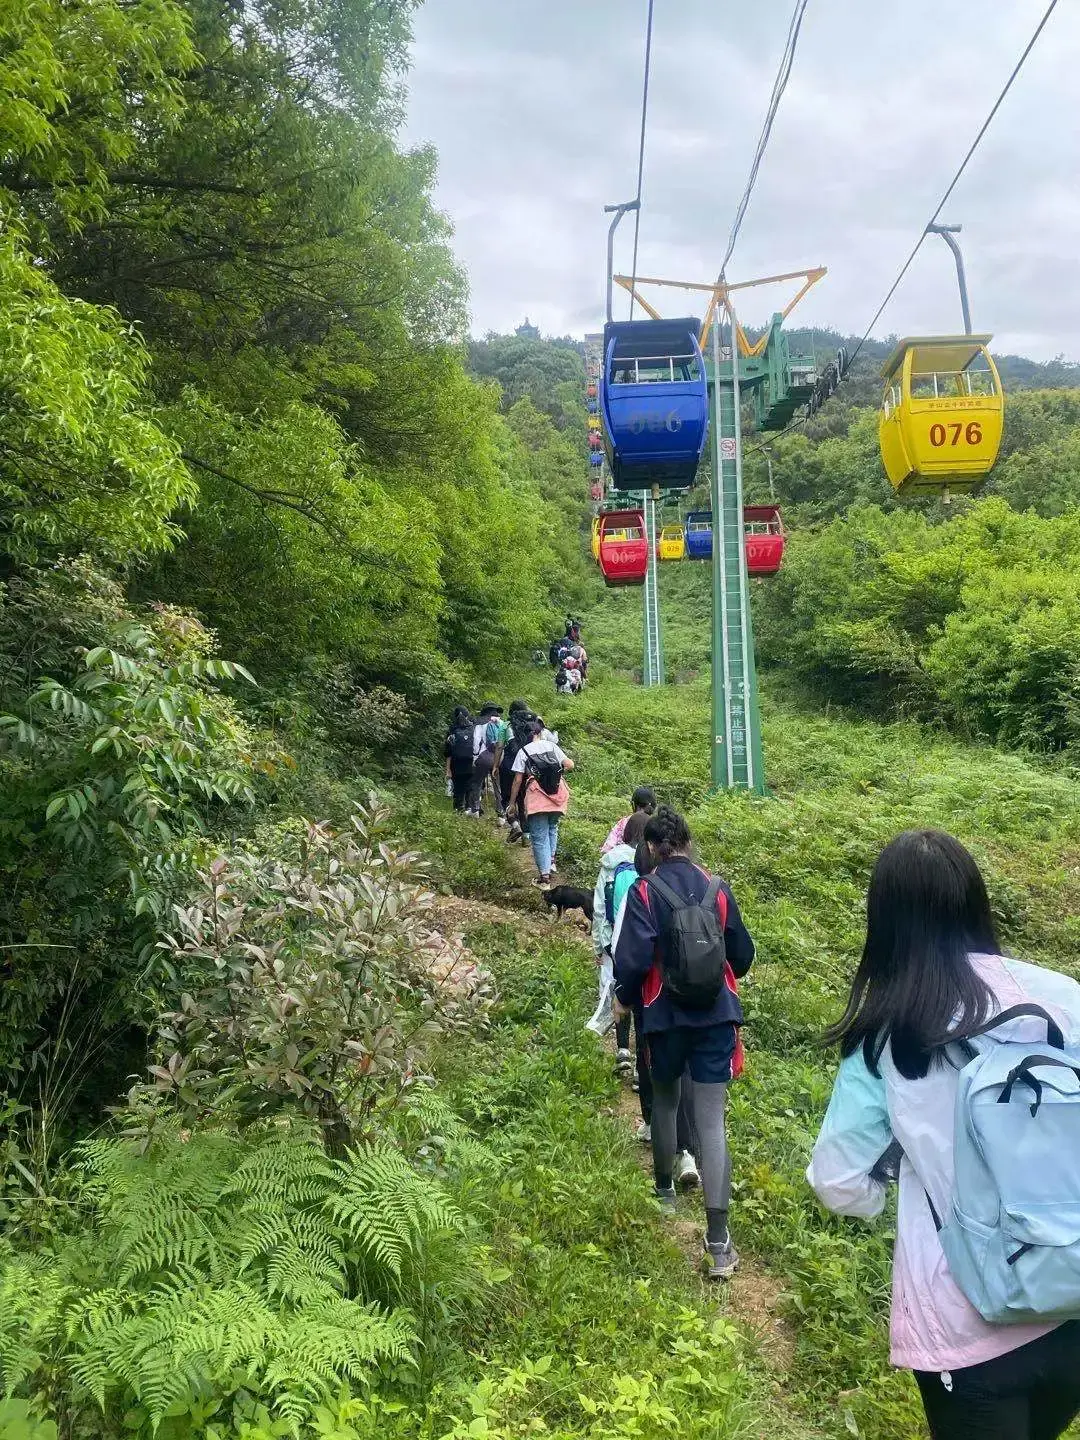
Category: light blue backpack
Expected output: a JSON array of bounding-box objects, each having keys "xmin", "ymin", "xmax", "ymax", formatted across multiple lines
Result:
[{"xmin": 934, "ymin": 1003, "xmax": 1080, "ymax": 1324}]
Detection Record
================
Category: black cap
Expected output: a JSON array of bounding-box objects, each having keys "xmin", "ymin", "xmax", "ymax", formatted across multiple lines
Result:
[{"xmin": 479, "ymin": 702, "xmax": 503, "ymax": 716}]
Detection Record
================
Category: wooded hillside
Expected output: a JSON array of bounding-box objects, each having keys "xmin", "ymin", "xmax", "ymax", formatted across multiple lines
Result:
[{"xmin": 6, "ymin": 3, "xmax": 1080, "ymax": 1437}]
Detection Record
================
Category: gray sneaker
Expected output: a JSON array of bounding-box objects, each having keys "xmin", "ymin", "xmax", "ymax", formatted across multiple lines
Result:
[
  {"xmin": 703, "ymin": 1234, "xmax": 739, "ymax": 1281},
  {"xmin": 675, "ymin": 1150, "xmax": 700, "ymax": 1190},
  {"xmin": 653, "ymin": 1185, "xmax": 678, "ymax": 1215}
]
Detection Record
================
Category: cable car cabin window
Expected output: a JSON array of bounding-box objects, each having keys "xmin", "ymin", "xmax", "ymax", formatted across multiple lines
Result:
[
  {"xmin": 687, "ymin": 520, "xmax": 712, "ymax": 533},
  {"xmin": 744, "ymin": 520, "xmax": 781, "ymax": 536},
  {"xmin": 603, "ymin": 527, "xmax": 644, "ymax": 543},
  {"xmin": 909, "ymin": 369, "xmax": 997, "ymax": 399},
  {"xmin": 611, "ymin": 352, "xmax": 703, "ymax": 385}
]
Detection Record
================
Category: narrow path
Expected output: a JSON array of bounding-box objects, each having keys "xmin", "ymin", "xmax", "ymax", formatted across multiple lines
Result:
[{"xmin": 433, "ymin": 840, "xmax": 821, "ymax": 1439}]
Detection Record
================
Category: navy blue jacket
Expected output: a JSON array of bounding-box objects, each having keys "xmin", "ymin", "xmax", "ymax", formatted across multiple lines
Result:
[{"xmin": 613, "ymin": 856, "xmax": 755, "ymax": 1034}]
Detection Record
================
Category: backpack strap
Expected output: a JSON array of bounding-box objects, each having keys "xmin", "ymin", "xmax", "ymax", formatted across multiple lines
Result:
[
  {"xmin": 965, "ymin": 1003, "xmax": 1065, "ymax": 1051},
  {"xmin": 643, "ymin": 874, "xmax": 685, "ymax": 911},
  {"xmin": 645, "ymin": 872, "xmax": 727, "ymax": 919},
  {"xmin": 1000, "ymin": 1054, "xmax": 1080, "ymax": 1114},
  {"xmin": 703, "ymin": 875, "xmax": 726, "ymax": 926}
]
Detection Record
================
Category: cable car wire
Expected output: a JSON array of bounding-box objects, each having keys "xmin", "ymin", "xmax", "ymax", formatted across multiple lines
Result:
[
  {"xmin": 716, "ymin": 0, "xmax": 811, "ymax": 285},
  {"xmin": 745, "ymin": 0, "xmax": 1060, "ymax": 459},
  {"xmin": 628, "ymin": 0, "xmax": 656, "ymax": 319},
  {"xmin": 845, "ymin": 0, "xmax": 1060, "ymax": 372}
]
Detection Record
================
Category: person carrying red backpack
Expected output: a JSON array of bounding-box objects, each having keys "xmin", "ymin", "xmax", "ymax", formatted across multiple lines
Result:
[{"xmin": 613, "ymin": 806, "xmax": 755, "ymax": 1279}]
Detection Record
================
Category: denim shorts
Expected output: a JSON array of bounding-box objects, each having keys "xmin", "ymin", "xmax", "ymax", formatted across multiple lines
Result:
[{"xmin": 647, "ymin": 1023, "xmax": 736, "ymax": 1085}]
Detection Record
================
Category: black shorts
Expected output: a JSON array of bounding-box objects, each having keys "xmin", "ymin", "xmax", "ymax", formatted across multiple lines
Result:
[{"xmin": 647, "ymin": 1023, "xmax": 736, "ymax": 1085}]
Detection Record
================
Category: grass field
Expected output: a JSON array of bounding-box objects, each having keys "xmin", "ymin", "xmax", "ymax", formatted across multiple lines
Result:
[{"xmin": 401, "ymin": 568, "xmax": 1080, "ymax": 1438}]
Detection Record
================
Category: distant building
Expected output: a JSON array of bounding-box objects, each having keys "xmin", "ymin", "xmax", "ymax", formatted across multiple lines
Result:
[{"xmin": 515, "ymin": 318, "xmax": 540, "ymax": 340}]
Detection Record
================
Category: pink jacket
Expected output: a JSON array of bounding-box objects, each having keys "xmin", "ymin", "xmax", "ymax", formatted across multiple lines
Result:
[{"xmin": 808, "ymin": 953, "xmax": 1080, "ymax": 1374}]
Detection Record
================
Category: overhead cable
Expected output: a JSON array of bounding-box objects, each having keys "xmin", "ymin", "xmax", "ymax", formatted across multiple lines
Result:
[
  {"xmin": 716, "ymin": 0, "xmax": 811, "ymax": 286},
  {"xmin": 845, "ymin": 0, "xmax": 1060, "ymax": 371},
  {"xmin": 628, "ymin": 0, "xmax": 656, "ymax": 319},
  {"xmin": 747, "ymin": 0, "xmax": 1061, "ymax": 457}
]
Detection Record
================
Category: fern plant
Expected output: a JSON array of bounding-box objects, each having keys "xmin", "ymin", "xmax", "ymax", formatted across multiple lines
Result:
[{"xmin": 0, "ymin": 1122, "xmax": 480, "ymax": 1434}]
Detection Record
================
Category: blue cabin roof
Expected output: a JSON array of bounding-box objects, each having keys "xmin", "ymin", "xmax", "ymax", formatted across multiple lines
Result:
[{"xmin": 603, "ymin": 317, "xmax": 703, "ymax": 359}]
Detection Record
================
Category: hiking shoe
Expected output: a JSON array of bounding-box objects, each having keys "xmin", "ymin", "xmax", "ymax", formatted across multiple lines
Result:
[
  {"xmin": 615, "ymin": 1048, "xmax": 633, "ymax": 1077},
  {"xmin": 675, "ymin": 1151, "xmax": 700, "ymax": 1190},
  {"xmin": 634, "ymin": 1120, "xmax": 651, "ymax": 1143},
  {"xmin": 653, "ymin": 1185, "xmax": 677, "ymax": 1215},
  {"xmin": 702, "ymin": 1235, "xmax": 740, "ymax": 1281},
  {"xmin": 506, "ymin": 824, "xmax": 522, "ymax": 844},
  {"xmin": 497, "ymin": 816, "xmax": 507, "ymax": 827}
]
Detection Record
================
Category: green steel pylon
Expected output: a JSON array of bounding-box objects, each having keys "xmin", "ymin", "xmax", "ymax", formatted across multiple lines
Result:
[
  {"xmin": 642, "ymin": 492, "xmax": 664, "ymax": 686},
  {"xmin": 708, "ymin": 315, "xmax": 765, "ymax": 793}
]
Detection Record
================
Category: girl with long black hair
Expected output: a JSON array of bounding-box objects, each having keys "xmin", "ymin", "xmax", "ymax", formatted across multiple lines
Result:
[{"xmin": 809, "ymin": 829, "xmax": 1080, "ymax": 1439}]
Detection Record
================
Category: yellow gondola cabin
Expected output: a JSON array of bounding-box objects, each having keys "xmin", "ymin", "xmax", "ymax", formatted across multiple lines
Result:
[
  {"xmin": 659, "ymin": 524, "xmax": 685, "ymax": 561},
  {"xmin": 591, "ymin": 514, "xmax": 601, "ymax": 562},
  {"xmin": 879, "ymin": 334, "xmax": 1004, "ymax": 496}
]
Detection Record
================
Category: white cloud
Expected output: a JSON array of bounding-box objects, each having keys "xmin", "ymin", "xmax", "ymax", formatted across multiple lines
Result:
[{"xmin": 403, "ymin": 1, "xmax": 1080, "ymax": 359}]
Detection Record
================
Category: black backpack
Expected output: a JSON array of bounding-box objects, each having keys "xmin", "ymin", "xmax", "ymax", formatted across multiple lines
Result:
[
  {"xmin": 524, "ymin": 747, "xmax": 563, "ymax": 796},
  {"xmin": 502, "ymin": 711, "xmax": 533, "ymax": 768},
  {"xmin": 645, "ymin": 873, "xmax": 728, "ymax": 1009},
  {"xmin": 448, "ymin": 724, "xmax": 474, "ymax": 764}
]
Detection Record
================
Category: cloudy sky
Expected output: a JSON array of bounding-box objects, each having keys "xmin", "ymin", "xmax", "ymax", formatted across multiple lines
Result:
[{"xmin": 402, "ymin": 1, "xmax": 1079, "ymax": 360}]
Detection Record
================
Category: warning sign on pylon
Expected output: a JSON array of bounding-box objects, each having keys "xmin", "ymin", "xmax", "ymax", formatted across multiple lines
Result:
[{"xmin": 719, "ymin": 436, "xmax": 736, "ymax": 460}]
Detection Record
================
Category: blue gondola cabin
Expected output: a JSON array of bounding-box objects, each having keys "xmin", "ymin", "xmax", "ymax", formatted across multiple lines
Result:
[
  {"xmin": 599, "ymin": 317, "xmax": 709, "ymax": 492},
  {"xmin": 684, "ymin": 512, "xmax": 712, "ymax": 560}
]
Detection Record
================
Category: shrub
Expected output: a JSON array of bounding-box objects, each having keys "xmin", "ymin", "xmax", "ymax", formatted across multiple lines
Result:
[
  {"xmin": 148, "ymin": 800, "xmax": 492, "ymax": 1153},
  {"xmin": 0, "ymin": 594, "xmax": 257, "ymax": 1092}
]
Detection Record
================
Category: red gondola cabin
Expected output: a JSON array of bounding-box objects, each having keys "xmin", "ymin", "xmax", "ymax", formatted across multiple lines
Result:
[
  {"xmin": 589, "ymin": 432, "xmax": 603, "ymax": 450},
  {"xmin": 597, "ymin": 509, "xmax": 648, "ymax": 587},
  {"xmin": 743, "ymin": 504, "xmax": 786, "ymax": 576}
]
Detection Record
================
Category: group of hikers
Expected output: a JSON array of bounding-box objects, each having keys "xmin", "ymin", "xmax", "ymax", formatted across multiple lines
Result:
[
  {"xmin": 549, "ymin": 616, "xmax": 588, "ymax": 697},
  {"xmin": 588, "ymin": 794, "xmax": 1080, "ymax": 1439},
  {"xmin": 588, "ymin": 789, "xmax": 751, "ymax": 1283},
  {"xmin": 443, "ymin": 699, "xmax": 570, "ymax": 883},
  {"xmin": 442, "ymin": 703, "xmax": 1080, "ymax": 1436}
]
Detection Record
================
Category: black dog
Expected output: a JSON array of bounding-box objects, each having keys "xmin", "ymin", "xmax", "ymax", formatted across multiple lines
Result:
[{"xmin": 543, "ymin": 885, "xmax": 594, "ymax": 923}]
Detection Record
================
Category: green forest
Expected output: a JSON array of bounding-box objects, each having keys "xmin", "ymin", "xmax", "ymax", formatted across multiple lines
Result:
[{"xmin": 6, "ymin": 1, "xmax": 1080, "ymax": 1438}]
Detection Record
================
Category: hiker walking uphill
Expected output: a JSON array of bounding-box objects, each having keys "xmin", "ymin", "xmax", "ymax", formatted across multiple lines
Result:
[
  {"xmin": 809, "ymin": 830, "xmax": 1080, "ymax": 1440},
  {"xmin": 601, "ymin": 786, "xmax": 656, "ymax": 856},
  {"xmin": 589, "ymin": 810, "xmax": 649, "ymax": 1076},
  {"xmin": 609, "ymin": 828, "xmax": 700, "ymax": 1186},
  {"xmin": 499, "ymin": 701, "xmax": 535, "ymax": 841},
  {"xmin": 507, "ymin": 719, "xmax": 573, "ymax": 887},
  {"xmin": 444, "ymin": 707, "xmax": 475, "ymax": 813},
  {"xmin": 613, "ymin": 807, "xmax": 755, "ymax": 1279},
  {"xmin": 468, "ymin": 703, "xmax": 504, "ymax": 818}
]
